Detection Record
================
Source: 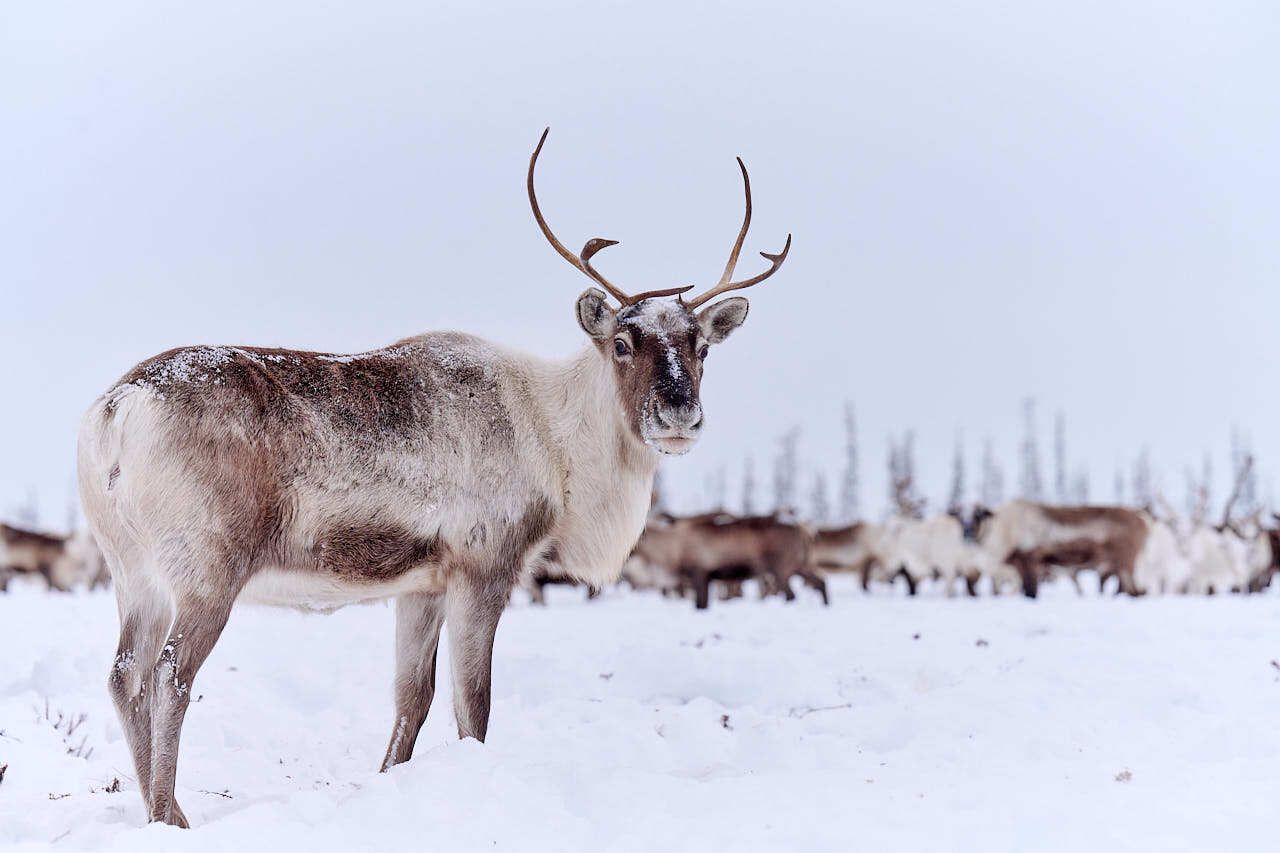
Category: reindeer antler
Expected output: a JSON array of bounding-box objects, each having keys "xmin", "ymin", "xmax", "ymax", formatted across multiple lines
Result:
[
  {"xmin": 1153, "ymin": 492, "xmax": 1178, "ymax": 523},
  {"xmin": 684, "ymin": 157, "xmax": 791, "ymax": 310},
  {"xmin": 527, "ymin": 129, "xmax": 790, "ymax": 308},
  {"xmin": 1219, "ymin": 453, "xmax": 1254, "ymax": 532},
  {"xmin": 526, "ymin": 128, "xmax": 694, "ymax": 306}
]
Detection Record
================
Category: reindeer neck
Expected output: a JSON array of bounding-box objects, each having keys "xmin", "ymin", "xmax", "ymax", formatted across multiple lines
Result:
[
  {"xmin": 526, "ymin": 345, "xmax": 658, "ymax": 583},
  {"xmin": 536, "ymin": 345, "xmax": 657, "ymax": 482}
]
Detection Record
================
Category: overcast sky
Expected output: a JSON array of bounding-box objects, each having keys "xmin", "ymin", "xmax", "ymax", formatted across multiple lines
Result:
[{"xmin": 2, "ymin": 1, "xmax": 1277, "ymax": 528}]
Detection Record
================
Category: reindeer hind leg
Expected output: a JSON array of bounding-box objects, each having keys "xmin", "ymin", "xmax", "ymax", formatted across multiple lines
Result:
[
  {"xmin": 107, "ymin": 577, "xmax": 172, "ymax": 813},
  {"xmin": 796, "ymin": 567, "xmax": 829, "ymax": 605},
  {"xmin": 147, "ymin": 587, "xmax": 238, "ymax": 827}
]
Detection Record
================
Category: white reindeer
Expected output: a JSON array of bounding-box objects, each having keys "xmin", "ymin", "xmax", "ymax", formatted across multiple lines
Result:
[
  {"xmin": 1183, "ymin": 526, "xmax": 1269, "ymax": 594},
  {"xmin": 1133, "ymin": 516, "xmax": 1194, "ymax": 595},
  {"xmin": 872, "ymin": 516, "xmax": 965, "ymax": 596}
]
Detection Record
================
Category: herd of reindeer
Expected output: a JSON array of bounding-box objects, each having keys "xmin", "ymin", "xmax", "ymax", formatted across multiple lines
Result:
[
  {"xmin": 5, "ymin": 493, "xmax": 1277, "ymax": 608},
  {"xmin": 526, "ymin": 506, "xmax": 1279, "ymax": 609},
  {"xmin": 530, "ymin": 470, "xmax": 1280, "ymax": 607}
]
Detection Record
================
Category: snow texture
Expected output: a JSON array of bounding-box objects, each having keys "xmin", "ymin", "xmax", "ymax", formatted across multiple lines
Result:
[
  {"xmin": 619, "ymin": 299, "xmax": 693, "ymax": 383},
  {"xmin": 1, "ymin": 579, "xmax": 1278, "ymax": 852}
]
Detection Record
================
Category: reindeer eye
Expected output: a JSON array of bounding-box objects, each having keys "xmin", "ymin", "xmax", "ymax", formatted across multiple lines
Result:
[
  {"xmin": 613, "ymin": 339, "xmax": 630, "ymax": 358},
  {"xmin": 697, "ymin": 344, "xmax": 709, "ymax": 360}
]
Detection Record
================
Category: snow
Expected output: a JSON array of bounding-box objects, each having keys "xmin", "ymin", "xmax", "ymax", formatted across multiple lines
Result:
[
  {"xmin": 618, "ymin": 299, "xmax": 693, "ymax": 338},
  {"xmin": 316, "ymin": 344, "xmax": 414, "ymax": 365},
  {"xmin": 2, "ymin": 579, "xmax": 1279, "ymax": 852},
  {"xmin": 619, "ymin": 300, "xmax": 694, "ymax": 384}
]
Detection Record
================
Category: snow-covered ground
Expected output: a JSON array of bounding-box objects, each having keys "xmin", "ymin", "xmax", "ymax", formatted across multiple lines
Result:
[{"xmin": 2, "ymin": 578, "xmax": 1278, "ymax": 852}]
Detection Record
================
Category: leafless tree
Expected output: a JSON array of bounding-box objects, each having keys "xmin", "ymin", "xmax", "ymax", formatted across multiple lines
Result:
[
  {"xmin": 705, "ymin": 464, "xmax": 728, "ymax": 511},
  {"xmin": 980, "ymin": 437, "xmax": 1004, "ymax": 507},
  {"xmin": 1070, "ymin": 466, "xmax": 1090, "ymax": 503},
  {"xmin": 1019, "ymin": 398, "xmax": 1044, "ymax": 500},
  {"xmin": 11, "ymin": 486, "xmax": 39, "ymax": 528},
  {"xmin": 741, "ymin": 455, "xmax": 756, "ymax": 516},
  {"xmin": 810, "ymin": 472, "xmax": 830, "ymax": 524},
  {"xmin": 1113, "ymin": 467, "xmax": 1126, "ymax": 505},
  {"xmin": 773, "ymin": 428, "xmax": 801, "ymax": 513},
  {"xmin": 947, "ymin": 431, "xmax": 965, "ymax": 515},
  {"xmin": 837, "ymin": 402, "xmax": 860, "ymax": 522},
  {"xmin": 1131, "ymin": 448, "xmax": 1153, "ymax": 511},
  {"xmin": 1053, "ymin": 411, "xmax": 1067, "ymax": 503},
  {"xmin": 1201, "ymin": 453, "xmax": 1213, "ymax": 518},
  {"xmin": 65, "ymin": 475, "xmax": 81, "ymax": 533}
]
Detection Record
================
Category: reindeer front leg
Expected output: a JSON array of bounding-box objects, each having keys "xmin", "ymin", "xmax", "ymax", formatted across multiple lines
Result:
[
  {"xmin": 445, "ymin": 575, "xmax": 509, "ymax": 741},
  {"xmin": 381, "ymin": 592, "xmax": 446, "ymax": 770}
]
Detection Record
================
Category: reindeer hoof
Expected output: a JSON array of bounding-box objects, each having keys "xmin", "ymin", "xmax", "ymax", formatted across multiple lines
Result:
[{"xmin": 149, "ymin": 799, "xmax": 190, "ymax": 828}]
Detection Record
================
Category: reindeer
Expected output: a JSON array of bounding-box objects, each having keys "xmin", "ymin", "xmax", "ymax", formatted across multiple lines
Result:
[
  {"xmin": 520, "ymin": 559, "xmax": 601, "ymax": 605},
  {"xmin": 1133, "ymin": 514, "xmax": 1194, "ymax": 595},
  {"xmin": 1182, "ymin": 525, "xmax": 1270, "ymax": 595},
  {"xmin": 1247, "ymin": 524, "xmax": 1280, "ymax": 593},
  {"xmin": 77, "ymin": 129, "xmax": 791, "ymax": 827},
  {"xmin": 62, "ymin": 527, "xmax": 112, "ymax": 590},
  {"xmin": 682, "ymin": 513, "xmax": 825, "ymax": 608},
  {"xmin": 809, "ymin": 522, "xmax": 878, "ymax": 588},
  {"xmin": 1005, "ymin": 537, "xmax": 1109, "ymax": 599},
  {"xmin": 631, "ymin": 512, "xmax": 822, "ymax": 608},
  {"xmin": 1145, "ymin": 458, "xmax": 1275, "ymax": 596},
  {"xmin": 619, "ymin": 548, "xmax": 687, "ymax": 597},
  {"xmin": 871, "ymin": 515, "xmax": 975, "ymax": 597},
  {"xmin": 0, "ymin": 522, "xmax": 69, "ymax": 591},
  {"xmin": 976, "ymin": 501, "xmax": 1148, "ymax": 598}
]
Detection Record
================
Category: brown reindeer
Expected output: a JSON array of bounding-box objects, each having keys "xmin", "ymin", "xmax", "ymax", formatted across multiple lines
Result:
[
  {"xmin": 0, "ymin": 523, "xmax": 69, "ymax": 591},
  {"xmin": 691, "ymin": 514, "xmax": 826, "ymax": 608},
  {"xmin": 77, "ymin": 129, "xmax": 791, "ymax": 826},
  {"xmin": 1246, "ymin": 523, "xmax": 1280, "ymax": 594},
  {"xmin": 809, "ymin": 522, "xmax": 879, "ymax": 590},
  {"xmin": 1005, "ymin": 538, "xmax": 1107, "ymax": 599},
  {"xmin": 981, "ymin": 501, "xmax": 1148, "ymax": 598},
  {"xmin": 521, "ymin": 559, "xmax": 601, "ymax": 605},
  {"xmin": 635, "ymin": 512, "xmax": 824, "ymax": 609}
]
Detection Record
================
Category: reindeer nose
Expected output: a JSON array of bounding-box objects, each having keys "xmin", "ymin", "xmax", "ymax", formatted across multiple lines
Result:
[{"xmin": 656, "ymin": 402, "xmax": 703, "ymax": 432}]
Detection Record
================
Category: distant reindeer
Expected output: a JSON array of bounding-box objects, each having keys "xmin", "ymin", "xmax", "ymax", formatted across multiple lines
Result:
[
  {"xmin": 809, "ymin": 522, "xmax": 878, "ymax": 587},
  {"xmin": 59, "ymin": 527, "xmax": 112, "ymax": 591},
  {"xmin": 1248, "ymin": 524, "xmax": 1280, "ymax": 593},
  {"xmin": 635, "ymin": 512, "xmax": 823, "ymax": 609},
  {"xmin": 520, "ymin": 560, "xmax": 600, "ymax": 605},
  {"xmin": 0, "ymin": 522, "xmax": 69, "ymax": 591},
  {"xmin": 1005, "ymin": 538, "xmax": 1107, "ymax": 598},
  {"xmin": 77, "ymin": 129, "xmax": 791, "ymax": 826},
  {"xmin": 977, "ymin": 501, "xmax": 1148, "ymax": 597},
  {"xmin": 1133, "ymin": 515, "xmax": 1194, "ymax": 595}
]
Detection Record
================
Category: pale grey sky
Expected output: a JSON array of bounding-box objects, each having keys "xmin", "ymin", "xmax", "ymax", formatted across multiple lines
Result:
[{"xmin": 2, "ymin": 1, "xmax": 1277, "ymax": 527}]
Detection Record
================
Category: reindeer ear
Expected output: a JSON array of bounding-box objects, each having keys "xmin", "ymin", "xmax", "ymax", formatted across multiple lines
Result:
[
  {"xmin": 576, "ymin": 288, "xmax": 617, "ymax": 340},
  {"xmin": 696, "ymin": 297, "xmax": 749, "ymax": 345}
]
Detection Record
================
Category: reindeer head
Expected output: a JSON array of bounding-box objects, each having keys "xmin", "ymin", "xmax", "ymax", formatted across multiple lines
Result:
[
  {"xmin": 527, "ymin": 129, "xmax": 790, "ymax": 455},
  {"xmin": 970, "ymin": 505, "xmax": 996, "ymax": 542}
]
